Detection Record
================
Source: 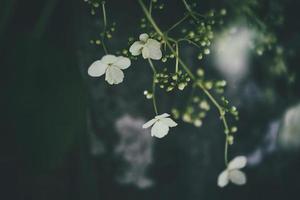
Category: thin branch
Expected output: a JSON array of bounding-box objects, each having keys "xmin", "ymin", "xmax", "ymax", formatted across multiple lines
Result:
[
  {"xmin": 166, "ymin": 14, "xmax": 190, "ymax": 34},
  {"xmin": 148, "ymin": 59, "xmax": 158, "ymax": 115},
  {"xmin": 175, "ymin": 42, "xmax": 179, "ymax": 73},
  {"xmin": 177, "ymin": 38, "xmax": 202, "ymax": 49},
  {"xmin": 101, "ymin": 1, "xmax": 108, "ymax": 54}
]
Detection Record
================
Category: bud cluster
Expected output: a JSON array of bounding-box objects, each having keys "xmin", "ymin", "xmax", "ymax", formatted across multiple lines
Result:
[{"xmin": 155, "ymin": 69, "xmax": 191, "ymax": 92}]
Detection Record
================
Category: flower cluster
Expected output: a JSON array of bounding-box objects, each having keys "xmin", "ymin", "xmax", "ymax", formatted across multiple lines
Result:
[
  {"xmin": 154, "ymin": 69, "xmax": 191, "ymax": 92},
  {"xmin": 88, "ymin": 32, "xmax": 178, "ymax": 137},
  {"xmin": 172, "ymin": 96, "xmax": 210, "ymax": 127},
  {"xmin": 85, "ymin": 0, "xmax": 247, "ymax": 188}
]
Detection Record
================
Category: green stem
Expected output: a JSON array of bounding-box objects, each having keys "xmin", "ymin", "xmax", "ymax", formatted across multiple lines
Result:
[
  {"xmin": 149, "ymin": 0, "xmax": 153, "ymax": 15},
  {"xmin": 166, "ymin": 14, "xmax": 190, "ymax": 33},
  {"xmin": 175, "ymin": 42, "xmax": 179, "ymax": 73},
  {"xmin": 148, "ymin": 59, "xmax": 158, "ymax": 115},
  {"xmin": 181, "ymin": 0, "xmax": 199, "ymax": 21},
  {"xmin": 102, "ymin": 1, "xmax": 107, "ymax": 28},
  {"xmin": 198, "ymin": 83, "xmax": 229, "ymax": 131},
  {"xmin": 101, "ymin": 1, "xmax": 108, "ymax": 54},
  {"xmin": 178, "ymin": 38, "xmax": 202, "ymax": 49},
  {"xmin": 224, "ymin": 137, "xmax": 229, "ymax": 165},
  {"xmin": 198, "ymin": 82, "xmax": 229, "ymax": 166}
]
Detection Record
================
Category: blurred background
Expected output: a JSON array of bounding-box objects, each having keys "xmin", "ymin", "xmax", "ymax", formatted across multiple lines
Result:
[{"xmin": 1, "ymin": 0, "xmax": 300, "ymax": 199}]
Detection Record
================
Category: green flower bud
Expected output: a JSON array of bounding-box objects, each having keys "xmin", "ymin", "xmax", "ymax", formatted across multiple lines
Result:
[
  {"xmin": 231, "ymin": 126, "xmax": 238, "ymax": 133},
  {"xmin": 146, "ymin": 93, "xmax": 153, "ymax": 99},
  {"xmin": 198, "ymin": 112, "xmax": 206, "ymax": 118},
  {"xmin": 205, "ymin": 81, "xmax": 213, "ymax": 90},
  {"xmin": 183, "ymin": 113, "xmax": 192, "ymax": 123},
  {"xmin": 199, "ymin": 100, "xmax": 210, "ymax": 111},
  {"xmin": 220, "ymin": 8, "xmax": 227, "ymax": 15},
  {"xmin": 172, "ymin": 74, "xmax": 178, "ymax": 80},
  {"xmin": 188, "ymin": 31, "xmax": 195, "ymax": 38},
  {"xmin": 197, "ymin": 53, "xmax": 203, "ymax": 60},
  {"xmin": 167, "ymin": 86, "xmax": 174, "ymax": 92},
  {"xmin": 197, "ymin": 68, "xmax": 204, "ymax": 76},
  {"xmin": 227, "ymin": 135, "xmax": 234, "ymax": 145},
  {"xmin": 178, "ymin": 83, "xmax": 186, "ymax": 90},
  {"xmin": 194, "ymin": 119, "xmax": 203, "ymax": 127},
  {"xmin": 171, "ymin": 108, "xmax": 180, "ymax": 119},
  {"xmin": 204, "ymin": 48, "xmax": 210, "ymax": 55}
]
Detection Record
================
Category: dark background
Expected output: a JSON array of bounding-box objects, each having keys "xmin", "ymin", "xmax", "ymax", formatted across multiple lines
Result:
[{"xmin": 1, "ymin": 0, "xmax": 300, "ymax": 200}]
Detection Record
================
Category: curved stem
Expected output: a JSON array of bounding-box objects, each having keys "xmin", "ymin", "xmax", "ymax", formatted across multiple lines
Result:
[
  {"xmin": 178, "ymin": 38, "xmax": 202, "ymax": 49},
  {"xmin": 198, "ymin": 83, "xmax": 229, "ymax": 131},
  {"xmin": 198, "ymin": 81, "xmax": 230, "ymax": 166},
  {"xmin": 148, "ymin": 59, "xmax": 158, "ymax": 115}
]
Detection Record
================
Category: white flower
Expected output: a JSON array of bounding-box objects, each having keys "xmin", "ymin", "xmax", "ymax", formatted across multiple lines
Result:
[
  {"xmin": 217, "ymin": 156, "xmax": 247, "ymax": 187},
  {"xmin": 129, "ymin": 33, "xmax": 162, "ymax": 60},
  {"xmin": 142, "ymin": 113, "xmax": 177, "ymax": 138},
  {"xmin": 88, "ymin": 54, "xmax": 131, "ymax": 85}
]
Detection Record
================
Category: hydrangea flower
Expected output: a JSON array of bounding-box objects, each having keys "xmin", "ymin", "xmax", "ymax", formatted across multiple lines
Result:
[
  {"xmin": 142, "ymin": 113, "xmax": 177, "ymax": 138},
  {"xmin": 129, "ymin": 33, "xmax": 162, "ymax": 60},
  {"xmin": 88, "ymin": 55, "xmax": 131, "ymax": 85},
  {"xmin": 217, "ymin": 156, "xmax": 247, "ymax": 187}
]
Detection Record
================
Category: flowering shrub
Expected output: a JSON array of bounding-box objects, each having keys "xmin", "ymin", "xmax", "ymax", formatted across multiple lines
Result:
[{"xmin": 83, "ymin": 0, "xmax": 285, "ymax": 187}]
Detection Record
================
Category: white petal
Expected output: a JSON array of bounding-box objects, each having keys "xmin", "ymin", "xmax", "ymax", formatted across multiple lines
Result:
[
  {"xmin": 229, "ymin": 170, "xmax": 246, "ymax": 185},
  {"xmin": 155, "ymin": 113, "xmax": 170, "ymax": 119},
  {"xmin": 160, "ymin": 118, "xmax": 177, "ymax": 127},
  {"xmin": 88, "ymin": 60, "xmax": 108, "ymax": 77},
  {"xmin": 114, "ymin": 56, "xmax": 131, "ymax": 69},
  {"xmin": 151, "ymin": 121, "xmax": 169, "ymax": 138},
  {"xmin": 228, "ymin": 156, "xmax": 247, "ymax": 170},
  {"xmin": 142, "ymin": 47, "xmax": 150, "ymax": 59},
  {"xmin": 101, "ymin": 54, "xmax": 117, "ymax": 64},
  {"xmin": 146, "ymin": 39, "xmax": 161, "ymax": 49},
  {"xmin": 105, "ymin": 66, "xmax": 124, "ymax": 85},
  {"xmin": 149, "ymin": 48, "xmax": 162, "ymax": 60},
  {"xmin": 139, "ymin": 33, "xmax": 149, "ymax": 42},
  {"xmin": 129, "ymin": 41, "xmax": 144, "ymax": 56},
  {"xmin": 145, "ymin": 39, "xmax": 162, "ymax": 60},
  {"xmin": 142, "ymin": 118, "xmax": 158, "ymax": 129},
  {"xmin": 217, "ymin": 170, "xmax": 229, "ymax": 187}
]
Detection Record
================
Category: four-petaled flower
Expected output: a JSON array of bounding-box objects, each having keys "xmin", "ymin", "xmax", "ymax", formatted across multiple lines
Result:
[
  {"xmin": 88, "ymin": 54, "xmax": 131, "ymax": 85},
  {"xmin": 129, "ymin": 33, "xmax": 162, "ymax": 60},
  {"xmin": 217, "ymin": 156, "xmax": 247, "ymax": 187},
  {"xmin": 142, "ymin": 113, "xmax": 177, "ymax": 138}
]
